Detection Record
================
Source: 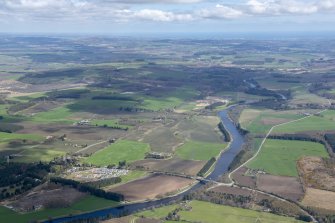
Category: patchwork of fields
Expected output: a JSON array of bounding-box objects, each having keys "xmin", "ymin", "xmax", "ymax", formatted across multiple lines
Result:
[{"xmin": 1, "ymin": 36, "xmax": 335, "ymax": 223}]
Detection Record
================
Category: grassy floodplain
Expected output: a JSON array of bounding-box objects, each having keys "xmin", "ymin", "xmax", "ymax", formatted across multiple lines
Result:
[
  {"xmin": 85, "ymin": 140, "xmax": 150, "ymax": 166},
  {"xmin": 0, "ymin": 196, "xmax": 119, "ymax": 223},
  {"xmin": 175, "ymin": 141, "xmax": 226, "ymax": 161},
  {"xmin": 138, "ymin": 200, "xmax": 303, "ymax": 223},
  {"xmin": 247, "ymin": 139, "xmax": 329, "ymax": 177}
]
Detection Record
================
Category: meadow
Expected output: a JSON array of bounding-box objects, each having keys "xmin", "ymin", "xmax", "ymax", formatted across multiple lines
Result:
[
  {"xmin": 140, "ymin": 97, "xmax": 183, "ymax": 111},
  {"xmin": 239, "ymin": 109, "xmax": 303, "ymax": 134},
  {"xmin": 85, "ymin": 140, "xmax": 150, "ymax": 166},
  {"xmin": 0, "ymin": 196, "xmax": 119, "ymax": 223},
  {"xmin": 91, "ymin": 119, "xmax": 132, "ymax": 130},
  {"xmin": 10, "ymin": 147, "xmax": 66, "ymax": 163},
  {"xmin": 138, "ymin": 200, "xmax": 303, "ymax": 223},
  {"xmin": 0, "ymin": 132, "xmax": 43, "ymax": 142},
  {"xmin": 247, "ymin": 139, "xmax": 329, "ymax": 177},
  {"xmin": 29, "ymin": 106, "xmax": 74, "ymax": 124},
  {"xmin": 175, "ymin": 140, "xmax": 226, "ymax": 161},
  {"xmin": 273, "ymin": 110, "xmax": 335, "ymax": 134}
]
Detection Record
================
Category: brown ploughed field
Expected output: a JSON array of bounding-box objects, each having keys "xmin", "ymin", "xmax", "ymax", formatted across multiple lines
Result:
[
  {"xmin": 302, "ymin": 188, "xmax": 335, "ymax": 211},
  {"xmin": 131, "ymin": 158, "xmax": 205, "ymax": 176},
  {"xmin": 256, "ymin": 174, "xmax": 304, "ymax": 202},
  {"xmin": 108, "ymin": 174, "xmax": 194, "ymax": 201}
]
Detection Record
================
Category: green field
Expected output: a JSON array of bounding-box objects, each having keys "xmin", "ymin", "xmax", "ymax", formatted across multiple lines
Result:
[
  {"xmin": 138, "ymin": 204, "xmax": 179, "ymax": 219},
  {"xmin": 290, "ymin": 87, "xmax": 331, "ymax": 106},
  {"xmin": 140, "ymin": 97, "xmax": 183, "ymax": 111},
  {"xmin": 0, "ymin": 196, "xmax": 119, "ymax": 223},
  {"xmin": 13, "ymin": 92, "xmax": 46, "ymax": 102},
  {"xmin": 68, "ymin": 99, "xmax": 138, "ymax": 114},
  {"xmin": 30, "ymin": 106, "xmax": 74, "ymax": 124},
  {"xmin": 247, "ymin": 139, "xmax": 329, "ymax": 177},
  {"xmin": 175, "ymin": 141, "xmax": 226, "ymax": 161},
  {"xmin": 11, "ymin": 147, "xmax": 65, "ymax": 163},
  {"xmin": 0, "ymin": 132, "xmax": 43, "ymax": 142},
  {"xmin": 273, "ymin": 110, "xmax": 335, "ymax": 133},
  {"xmin": 137, "ymin": 200, "xmax": 302, "ymax": 223},
  {"xmin": 103, "ymin": 170, "xmax": 148, "ymax": 189},
  {"xmin": 239, "ymin": 109, "xmax": 303, "ymax": 134},
  {"xmin": 91, "ymin": 119, "xmax": 131, "ymax": 129},
  {"xmin": 85, "ymin": 140, "xmax": 150, "ymax": 166},
  {"xmin": 176, "ymin": 116, "xmax": 223, "ymax": 143}
]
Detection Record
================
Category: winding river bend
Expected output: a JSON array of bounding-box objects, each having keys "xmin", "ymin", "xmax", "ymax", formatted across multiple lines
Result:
[{"xmin": 47, "ymin": 108, "xmax": 245, "ymax": 223}]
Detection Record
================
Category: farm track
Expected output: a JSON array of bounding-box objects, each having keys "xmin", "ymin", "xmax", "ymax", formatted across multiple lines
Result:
[{"xmin": 74, "ymin": 140, "xmax": 109, "ymax": 154}]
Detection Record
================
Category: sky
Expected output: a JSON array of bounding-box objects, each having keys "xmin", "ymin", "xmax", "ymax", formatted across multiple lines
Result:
[{"xmin": 0, "ymin": 0, "xmax": 334, "ymax": 35}]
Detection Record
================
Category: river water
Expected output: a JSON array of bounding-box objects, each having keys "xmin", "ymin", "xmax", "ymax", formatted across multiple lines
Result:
[{"xmin": 47, "ymin": 108, "xmax": 245, "ymax": 223}]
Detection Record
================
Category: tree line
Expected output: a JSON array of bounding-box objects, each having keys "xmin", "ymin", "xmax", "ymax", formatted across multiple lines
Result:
[
  {"xmin": 218, "ymin": 123, "xmax": 231, "ymax": 142},
  {"xmin": 197, "ymin": 157, "xmax": 216, "ymax": 177},
  {"xmin": 50, "ymin": 177, "xmax": 124, "ymax": 202}
]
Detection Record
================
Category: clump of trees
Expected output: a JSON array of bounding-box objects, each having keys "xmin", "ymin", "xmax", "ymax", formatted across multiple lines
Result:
[
  {"xmin": 50, "ymin": 177, "xmax": 124, "ymax": 202},
  {"xmin": 0, "ymin": 162, "xmax": 50, "ymax": 200},
  {"xmin": 84, "ymin": 177, "xmax": 122, "ymax": 188}
]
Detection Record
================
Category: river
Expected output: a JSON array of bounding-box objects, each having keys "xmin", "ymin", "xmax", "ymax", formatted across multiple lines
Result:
[{"xmin": 47, "ymin": 108, "xmax": 245, "ymax": 223}]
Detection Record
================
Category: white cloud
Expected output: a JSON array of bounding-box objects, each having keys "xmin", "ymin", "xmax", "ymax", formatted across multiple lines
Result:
[
  {"xmin": 3, "ymin": 0, "xmax": 90, "ymax": 9},
  {"xmin": 133, "ymin": 9, "xmax": 193, "ymax": 22},
  {"xmin": 0, "ymin": 0, "xmax": 334, "ymax": 24},
  {"xmin": 319, "ymin": 0, "xmax": 335, "ymax": 9},
  {"xmin": 246, "ymin": 0, "xmax": 335, "ymax": 15},
  {"xmin": 101, "ymin": 0, "xmax": 203, "ymax": 3},
  {"xmin": 197, "ymin": 4, "xmax": 243, "ymax": 19}
]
